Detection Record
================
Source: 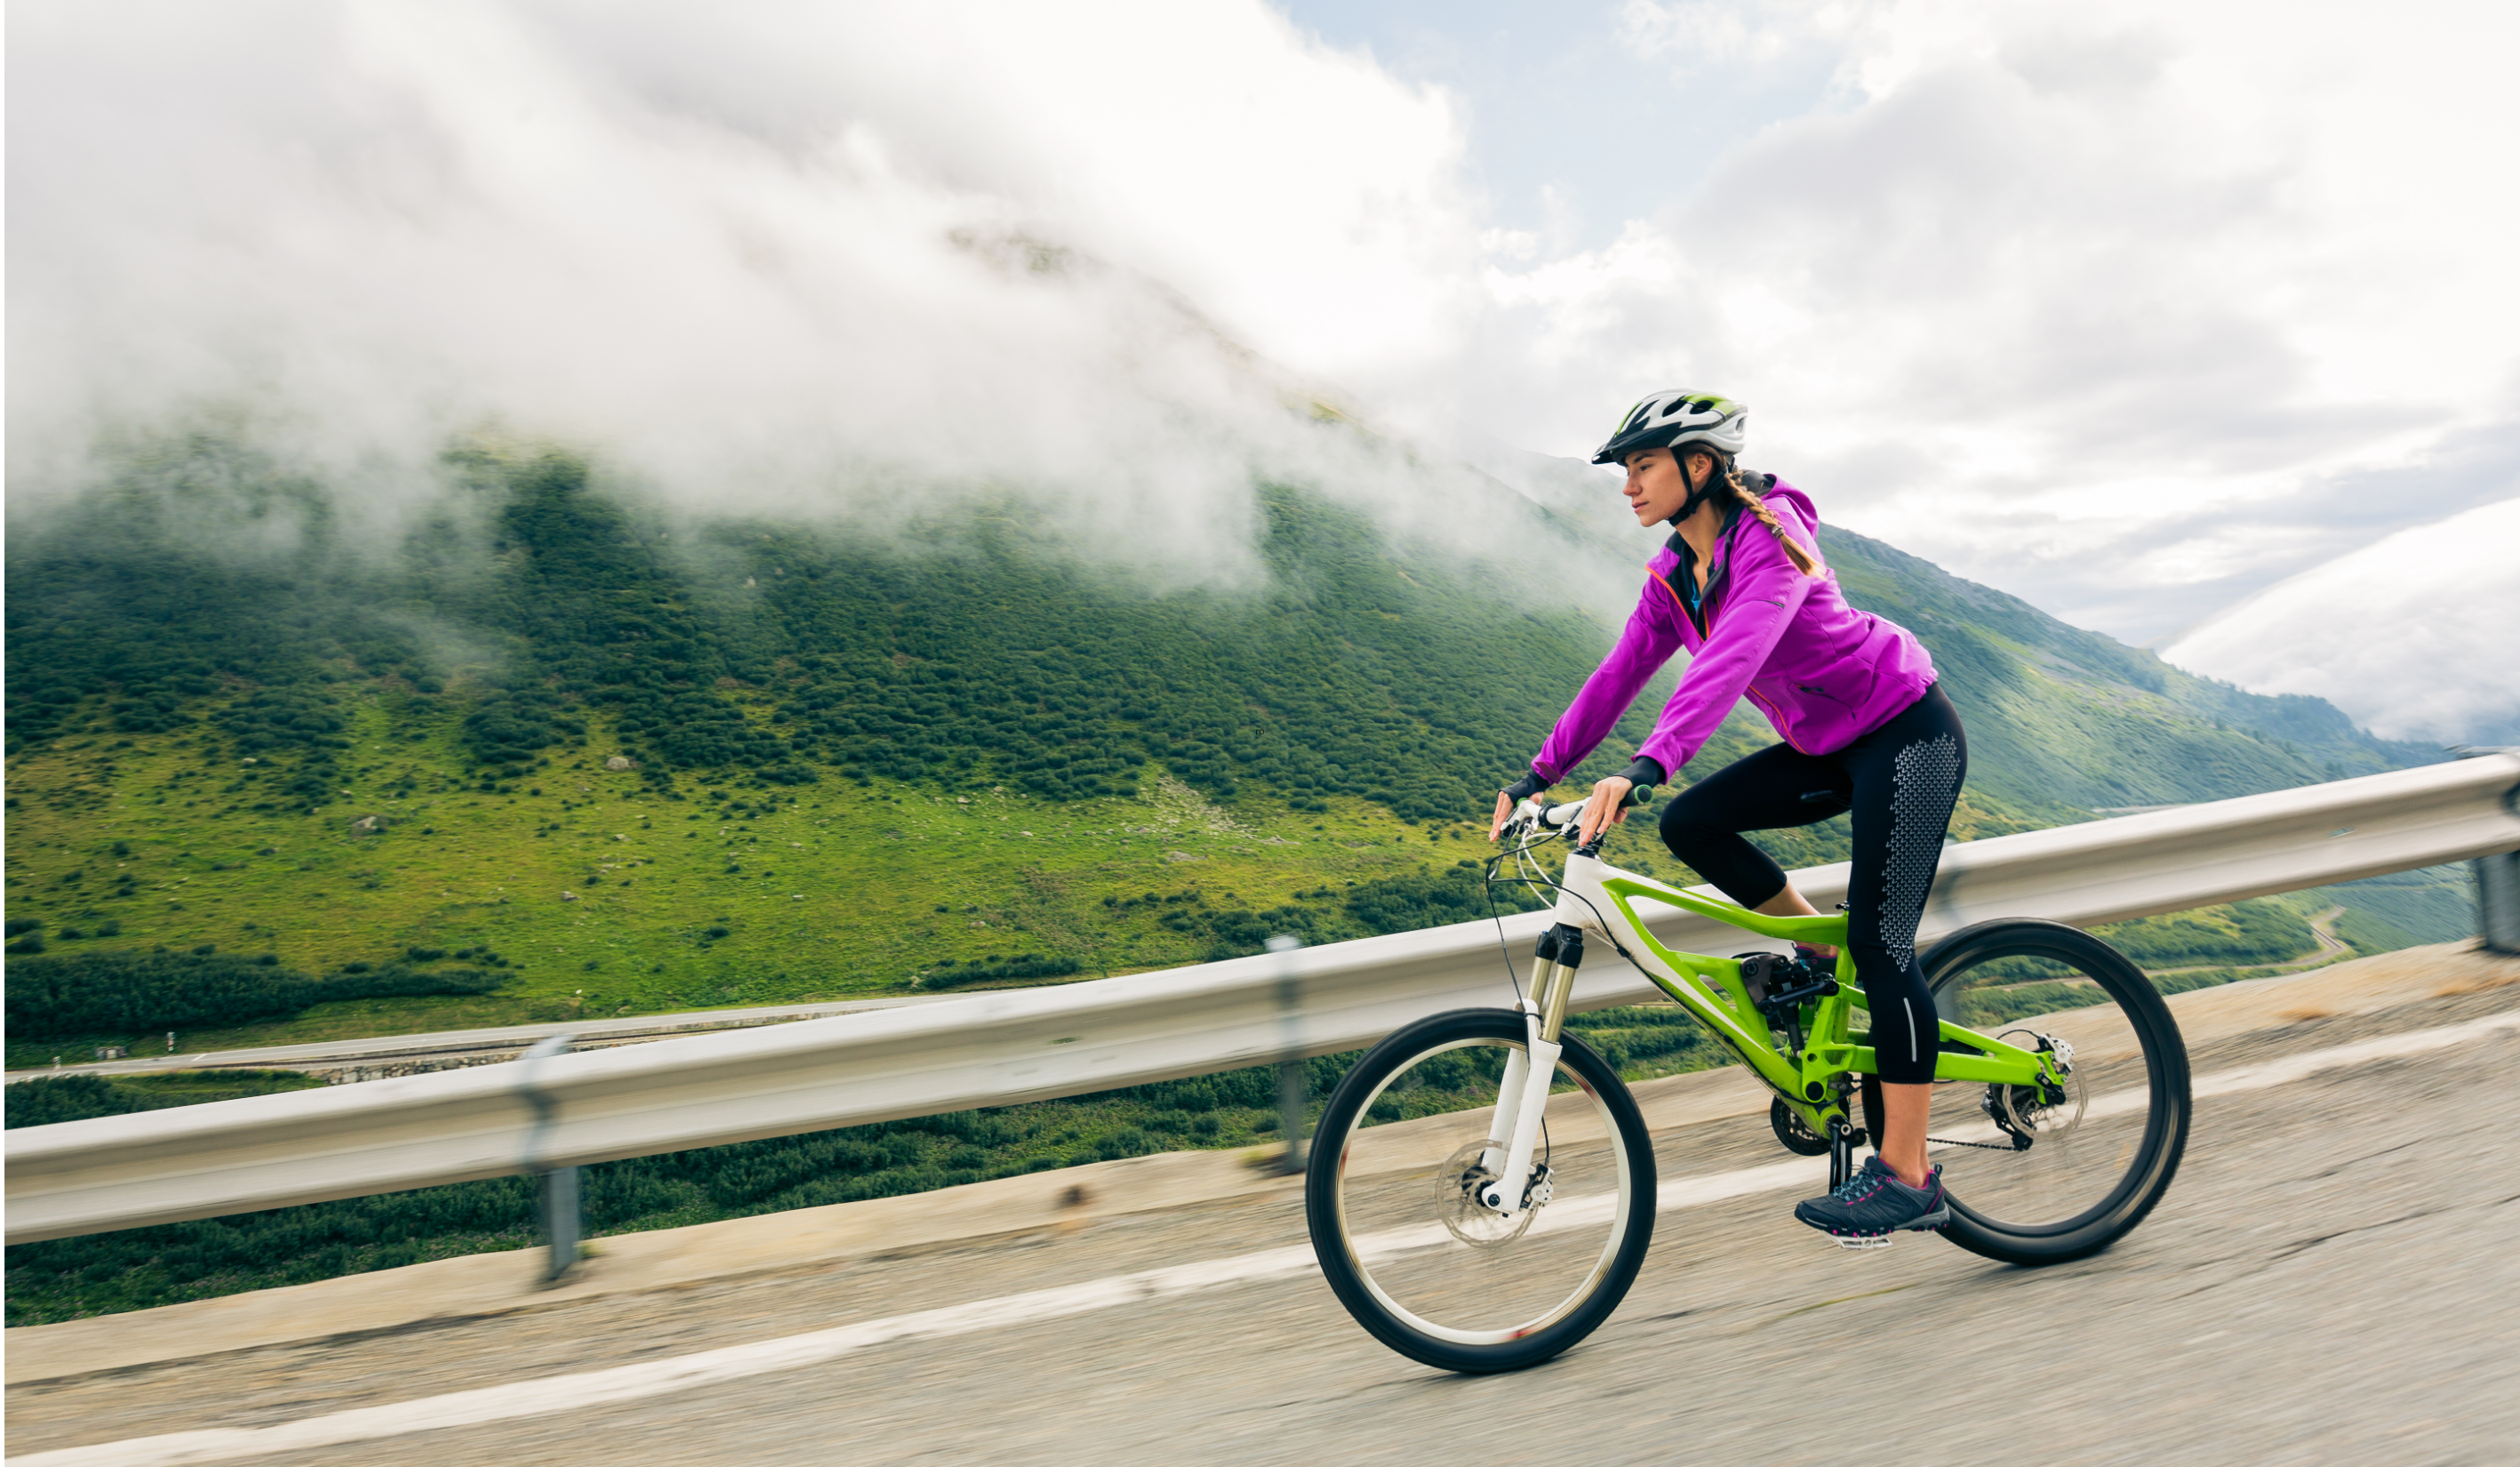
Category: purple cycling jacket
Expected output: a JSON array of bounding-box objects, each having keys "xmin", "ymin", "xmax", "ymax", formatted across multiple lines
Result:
[{"xmin": 1531, "ymin": 477, "xmax": 1935, "ymax": 785}]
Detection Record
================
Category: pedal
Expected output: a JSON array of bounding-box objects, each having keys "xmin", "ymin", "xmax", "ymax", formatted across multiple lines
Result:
[{"xmin": 1832, "ymin": 1234, "xmax": 1895, "ymax": 1252}]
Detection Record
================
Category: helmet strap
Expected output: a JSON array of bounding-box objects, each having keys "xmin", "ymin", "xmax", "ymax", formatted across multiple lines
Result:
[{"xmin": 1668, "ymin": 449, "xmax": 1724, "ymax": 526}]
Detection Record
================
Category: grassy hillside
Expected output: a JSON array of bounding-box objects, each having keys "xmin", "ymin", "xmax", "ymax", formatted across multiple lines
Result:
[
  {"xmin": 2, "ymin": 454, "xmax": 1767, "ymax": 1065},
  {"xmin": 1, "ymin": 442, "xmax": 2457, "ymax": 1065}
]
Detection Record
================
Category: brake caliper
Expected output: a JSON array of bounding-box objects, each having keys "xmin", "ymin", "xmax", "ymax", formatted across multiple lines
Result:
[{"xmin": 2036, "ymin": 1033, "xmax": 2076, "ymax": 1108}]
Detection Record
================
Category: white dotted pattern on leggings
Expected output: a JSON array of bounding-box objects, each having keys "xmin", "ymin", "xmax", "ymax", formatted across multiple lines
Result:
[{"xmin": 1880, "ymin": 733, "xmax": 1962, "ymax": 970}]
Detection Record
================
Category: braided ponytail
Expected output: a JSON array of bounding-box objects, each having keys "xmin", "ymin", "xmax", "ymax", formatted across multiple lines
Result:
[{"xmin": 1719, "ymin": 459, "xmax": 1820, "ymax": 577}]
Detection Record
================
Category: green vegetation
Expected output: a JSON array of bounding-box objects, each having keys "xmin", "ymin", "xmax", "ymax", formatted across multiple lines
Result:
[
  {"xmin": 5, "ymin": 444, "xmax": 1764, "ymax": 1048},
  {"xmin": 4, "ymin": 1070, "xmax": 325, "ymax": 1130},
  {"xmin": 1817, "ymin": 528, "xmax": 2425, "ymax": 813},
  {"xmin": 2091, "ymin": 898, "xmax": 2314, "ymax": 971},
  {"xmin": 4, "ymin": 441, "xmax": 2434, "ymax": 1049},
  {"xmin": 2320, "ymin": 867, "xmax": 2476, "ymax": 954},
  {"xmin": 5, "ymin": 950, "xmax": 505, "ymax": 1041},
  {"xmin": 1099, "ymin": 861, "xmax": 1549, "ymax": 965},
  {"xmin": 916, "ymin": 954, "xmax": 1082, "ymax": 990}
]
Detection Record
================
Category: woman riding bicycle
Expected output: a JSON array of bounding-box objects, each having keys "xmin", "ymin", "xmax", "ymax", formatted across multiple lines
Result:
[{"xmin": 1490, "ymin": 389, "xmax": 1968, "ymax": 1243}]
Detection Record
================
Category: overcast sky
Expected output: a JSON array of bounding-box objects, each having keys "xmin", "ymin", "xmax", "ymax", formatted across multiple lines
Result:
[{"xmin": 10, "ymin": 0, "xmax": 2516, "ymax": 741}]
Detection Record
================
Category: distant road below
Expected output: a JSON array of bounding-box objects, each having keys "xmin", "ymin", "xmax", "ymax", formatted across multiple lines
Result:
[{"xmin": 3, "ymin": 993, "xmax": 972, "ymax": 1086}]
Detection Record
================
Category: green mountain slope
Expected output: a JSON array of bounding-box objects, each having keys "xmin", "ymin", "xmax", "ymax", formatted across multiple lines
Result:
[
  {"xmin": 1819, "ymin": 528, "xmax": 2422, "ymax": 809},
  {"xmin": 2, "ymin": 441, "xmax": 2458, "ymax": 1067}
]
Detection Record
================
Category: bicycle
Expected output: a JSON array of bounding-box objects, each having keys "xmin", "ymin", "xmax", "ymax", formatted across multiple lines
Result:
[{"xmin": 1304, "ymin": 786, "xmax": 2192, "ymax": 1374}]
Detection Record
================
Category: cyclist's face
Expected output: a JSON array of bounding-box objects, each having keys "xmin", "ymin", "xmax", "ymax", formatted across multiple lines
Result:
[{"xmin": 1621, "ymin": 447, "xmax": 1704, "ymax": 525}]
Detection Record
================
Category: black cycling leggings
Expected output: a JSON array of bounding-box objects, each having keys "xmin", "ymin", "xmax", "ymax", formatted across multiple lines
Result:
[{"xmin": 1657, "ymin": 683, "xmax": 1966, "ymax": 1085}]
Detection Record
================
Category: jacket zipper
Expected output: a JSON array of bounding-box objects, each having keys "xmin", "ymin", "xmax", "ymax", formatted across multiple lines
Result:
[{"xmin": 1649, "ymin": 569, "xmax": 1708, "ymax": 638}]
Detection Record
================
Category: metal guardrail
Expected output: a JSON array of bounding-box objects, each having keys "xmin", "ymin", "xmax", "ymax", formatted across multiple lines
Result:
[{"xmin": 10, "ymin": 755, "xmax": 2517, "ymax": 1245}]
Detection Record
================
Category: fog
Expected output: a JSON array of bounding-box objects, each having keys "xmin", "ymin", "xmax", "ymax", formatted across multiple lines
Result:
[{"xmin": 5, "ymin": 0, "xmax": 1524, "ymax": 590}]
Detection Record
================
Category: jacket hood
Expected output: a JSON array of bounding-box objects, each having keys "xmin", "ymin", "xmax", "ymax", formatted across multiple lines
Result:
[
  {"xmin": 1760, "ymin": 476, "xmax": 1818, "ymax": 530},
  {"xmin": 1649, "ymin": 473, "xmax": 1818, "ymax": 573}
]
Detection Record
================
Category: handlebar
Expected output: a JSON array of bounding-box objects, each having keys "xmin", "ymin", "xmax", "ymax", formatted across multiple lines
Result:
[{"xmin": 1535, "ymin": 783, "xmax": 1655, "ymax": 829}]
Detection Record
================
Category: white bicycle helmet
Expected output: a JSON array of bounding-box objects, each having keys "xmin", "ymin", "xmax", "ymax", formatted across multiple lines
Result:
[{"xmin": 1591, "ymin": 389, "xmax": 1748, "ymax": 466}]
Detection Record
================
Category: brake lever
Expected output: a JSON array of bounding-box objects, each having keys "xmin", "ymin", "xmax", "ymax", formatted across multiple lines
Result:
[{"xmin": 1498, "ymin": 798, "xmax": 1546, "ymax": 848}]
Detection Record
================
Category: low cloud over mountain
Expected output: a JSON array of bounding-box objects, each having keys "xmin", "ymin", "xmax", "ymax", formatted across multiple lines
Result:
[{"xmin": 2161, "ymin": 497, "xmax": 2520, "ymax": 746}]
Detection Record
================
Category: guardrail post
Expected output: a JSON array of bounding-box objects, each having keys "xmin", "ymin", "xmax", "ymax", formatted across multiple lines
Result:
[
  {"xmin": 1267, "ymin": 935, "xmax": 1308, "ymax": 1175},
  {"xmin": 2452, "ymin": 747, "xmax": 2520, "ymax": 955},
  {"xmin": 2480, "ymin": 852, "xmax": 2520, "ymax": 955},
  {"xmin": 517, "ymin": 1034, "xmax": 581, "ymax": 1284}
]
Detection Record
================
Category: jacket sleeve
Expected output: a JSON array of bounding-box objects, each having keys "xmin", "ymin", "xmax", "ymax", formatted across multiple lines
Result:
[
  {"xmin": 1636, "ymin": 517, "xmax": 1817, "ymax": 776},
  {"xmin": 1531, "ymin": 578, "xmax": 1683, "ymax": 784}
]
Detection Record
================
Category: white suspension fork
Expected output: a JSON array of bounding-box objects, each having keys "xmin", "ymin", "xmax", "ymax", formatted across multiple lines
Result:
[
  {"xmin": 1480, "ymin": 925, "xmax": 1585, "ymax": 1216},
  {"xmin": 1482, "ymin": 1017, "xmax": 1561, "ymax": 1215},
  {"xmin": 1476, "ymin": 1013, "xmax": 1533, "ymax": 1179}
]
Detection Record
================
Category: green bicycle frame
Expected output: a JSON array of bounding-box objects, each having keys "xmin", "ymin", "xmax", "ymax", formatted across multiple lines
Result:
[{"xmin": 1540, "ymin": 852, "xmax": 2064, "ymax": 1138}]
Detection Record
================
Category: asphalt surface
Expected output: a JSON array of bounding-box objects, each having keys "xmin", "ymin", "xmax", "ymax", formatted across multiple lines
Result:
[{"xmin": 11, "ymin": 987, "xmax": 2518, "ymax": 1466}]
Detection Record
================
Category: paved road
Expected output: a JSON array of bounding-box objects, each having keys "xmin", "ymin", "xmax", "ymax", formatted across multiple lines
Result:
[
  {"xmin": 2141, "ymin": 905, "xmax": 2348, "ymax": 981},
  {"xmin": 3, "ymin": 993, "xmax": 972, "ymax": 1086},
  {"xmin": 12, "ymin": 989, "xmax": 2517, "ymax": 1466}
]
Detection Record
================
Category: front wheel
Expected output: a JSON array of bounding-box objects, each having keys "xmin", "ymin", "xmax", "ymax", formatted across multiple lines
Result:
[
  {"xmin": 1920, "ymin": 918, "xmax": 2191, "ymax": 1266},
  {"xmin": 1305, "ymin": 1008, "xmax": 1657, "ymax": 1375}
]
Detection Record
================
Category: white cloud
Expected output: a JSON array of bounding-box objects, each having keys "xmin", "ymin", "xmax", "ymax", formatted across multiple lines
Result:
[
  {"xmin": 4, "ymin": 0, "xmax": 1484, "ymax": 576},
  {"xmin": 1458, "ymin": 0, "xmax": 2520, "ymax": 659},
  {"xmin": 2158, "ymin": 496, "xmax": 2520, "ymax": 744}
]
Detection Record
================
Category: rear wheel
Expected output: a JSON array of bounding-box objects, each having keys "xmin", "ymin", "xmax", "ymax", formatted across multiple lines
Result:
[
  {"xmin": 1918, "ymin": 918, "xmax": 2191, "ymax": 1265},
  {"xmin": 1305, "ymin": 1008, "xmax": 1656, "ymax": 1374}
]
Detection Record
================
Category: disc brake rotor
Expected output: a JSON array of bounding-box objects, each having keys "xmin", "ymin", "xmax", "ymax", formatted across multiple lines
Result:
[
  {"xmin": 1436, "ymin": 1140, "xmax": 1540, "ymax": 1247},
  {"xmin": 1996, "ymin": 1030, "xmax": 2088, "ymax": 1141}
]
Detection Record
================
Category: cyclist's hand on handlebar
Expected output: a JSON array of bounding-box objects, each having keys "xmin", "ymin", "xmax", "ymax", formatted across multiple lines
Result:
[
  {"xmin": 1576, "ymin": 775, "xmax": 1634, "ymax": 846},
  {"xmin": 1495, "ymin": 771, "xmax": 1553, "ymax": 841}
]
